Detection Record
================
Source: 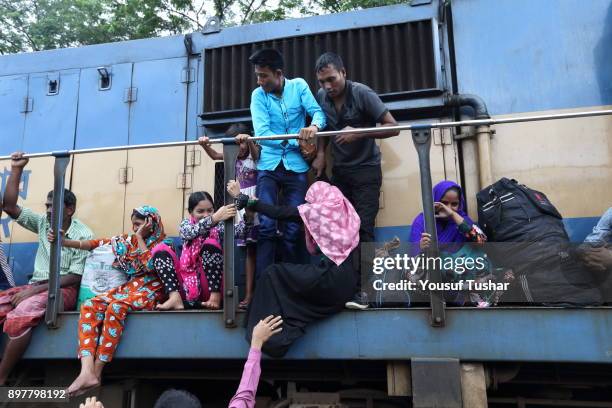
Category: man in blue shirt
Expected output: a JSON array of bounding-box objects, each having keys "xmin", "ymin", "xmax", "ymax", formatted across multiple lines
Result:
[{"xmin": 249, "ymin": 48, "xmax": 326, "ymax": 279}]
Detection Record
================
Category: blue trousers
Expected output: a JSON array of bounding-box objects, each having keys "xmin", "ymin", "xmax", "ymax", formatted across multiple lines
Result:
[{"xmin": 255, "ymin": 165, "xmax": 308, "ymax": 280}]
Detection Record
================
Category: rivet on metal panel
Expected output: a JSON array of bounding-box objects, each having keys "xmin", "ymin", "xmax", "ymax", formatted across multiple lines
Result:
[
  {"xmin": 21, "ymin": 97, "xmax": 33, "ymax": 113},
  {"xmin": 176, "ymin": 173, "xmax": 193, "ymax": 189},
  {"xmin": 433, "ymin": 129, "xmax": 442, "ymax": 145},
  {"xmin": 187, "ymin": 150, "xmax": 201, "ymax": 166},
  {"xmin": 118, "ymin": 167, "xmax": 133, "ymax": 184},
  {"xmin": 442, "ymin": 128, "xmax": 452, "ymax": 145},
  {"xmin": 181, "ymin": 68, "xmax": 196, "ymax": 83},
  {"xmin": 123, "ymin": 87, "xmax": 138, "ymax": 103}
]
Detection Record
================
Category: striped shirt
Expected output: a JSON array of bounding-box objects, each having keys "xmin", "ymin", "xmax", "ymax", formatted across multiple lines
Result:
[
  {"xmin": 16, "ymin": 207, "xmax": 94, "ymax": 283},
  {"xmin": 0, "ymin": 242, "xmax": 14, "ymax": 287}
]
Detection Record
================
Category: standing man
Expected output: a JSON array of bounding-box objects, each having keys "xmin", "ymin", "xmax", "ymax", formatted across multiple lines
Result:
[
  {"xmin": 312, "ymin": 52, "xmax": 399, "ymax": 309},
  {"xmin": 249, "ymin": 48, "xmax": 326, "ymax": 279},
  {"xmin": 0, "ymin": 152, "xmax": 93, "ymax": 385}
]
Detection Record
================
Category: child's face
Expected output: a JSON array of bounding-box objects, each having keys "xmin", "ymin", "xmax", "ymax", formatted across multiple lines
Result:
[
  {"xmin": 238, "ymin": 142, "xmax": 248, "ymax": 158},
  {"xmin": 191, "ymin": 199, "xmax": 214, "ymax": 221}
]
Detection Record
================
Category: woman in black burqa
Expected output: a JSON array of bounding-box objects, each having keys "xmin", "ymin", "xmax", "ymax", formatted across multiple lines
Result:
[{"xmin": 228, "ymin": 180, "xmax": 361, "ymax": 357}]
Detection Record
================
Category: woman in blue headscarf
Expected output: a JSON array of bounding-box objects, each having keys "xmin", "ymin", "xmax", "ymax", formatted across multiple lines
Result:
[
  {"xmin": 408, "ymin": 181, "xmax": 506, "ymax": 306},
  {"xmin": 409, "ymin": 180, "xmax": 486, "ymax": 251}
]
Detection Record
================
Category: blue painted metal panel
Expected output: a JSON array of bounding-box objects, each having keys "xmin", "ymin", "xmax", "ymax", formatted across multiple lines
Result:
[
  {"xmin": 129, "ymin": 58, "xmax": 188, "ymax": 144},
  {"xmin": 75, "ymin": 64, "xmax": 132, "ymax": 149},
  {"xmin": 4, "ymin": 242, "xmax": 36, "ymax": 286},
  {"xmin": 0, "ymin": 36, "xmax": 188, "ymax": 77},
  {"xmin": 452, "ymin": 0, "xmax": 612, "ymax": 115},
  {"xmin": 564, "ymin": 217, "xmax": 601, "ymax": 243},
  {"xmin": 187, "ymin": 57, "xmax": 200, "ymax": 140},
  {"xmin": 22, "ymin": 70, "xmax": 80, "ymax": 153},
  {"xmin": 0, "ymin": 75, "xmax": 27, "ymax": 156},
  {"xmin": 16, "ymin": 308, "xmax": 612, "ymax": 362}
]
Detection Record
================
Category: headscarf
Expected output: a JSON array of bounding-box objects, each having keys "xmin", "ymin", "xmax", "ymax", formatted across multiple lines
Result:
[
  {"xmin": 297, "ymin": 181, "xmax": 360, "ymax": 266},
  {"xmin": 409, "ymin": 180, "xmax": 474, "ymax": 246},
  {"xmin": 111, "ymin": 205, "xmax": 166, "ymax": 276}
]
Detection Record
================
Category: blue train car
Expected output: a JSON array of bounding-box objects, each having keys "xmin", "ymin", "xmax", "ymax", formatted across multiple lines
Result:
[{"xmin": 0, "ymin": 0, "xmax": 611, "ymax": 406}]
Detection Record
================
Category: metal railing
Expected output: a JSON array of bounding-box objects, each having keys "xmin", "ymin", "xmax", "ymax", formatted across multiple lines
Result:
[{"xmin": 1, "ymin": 108, "xmax": 610, "ymax": 328}]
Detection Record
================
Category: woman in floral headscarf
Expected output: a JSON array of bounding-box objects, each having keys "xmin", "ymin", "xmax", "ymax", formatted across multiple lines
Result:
[
  {"xmin": 53, "ymin": 206, "xmax": 178, "ymax": 396},
  {"xmin": 228, "ymin": 180, "xmax": 361, "ymax": 358}
]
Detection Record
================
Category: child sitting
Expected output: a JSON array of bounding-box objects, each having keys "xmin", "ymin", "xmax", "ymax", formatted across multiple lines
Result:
[{"xmin": 199, "ymin": 123, "xmax": 259, "ymax": 308}]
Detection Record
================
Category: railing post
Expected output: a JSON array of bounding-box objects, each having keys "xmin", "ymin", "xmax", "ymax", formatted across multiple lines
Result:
[
  {"xmin": 45, "ymin": 151, "xmax": 71, "ymax": 329},
  {"xmin": 411, "ymin": 127, "xmax": 446, "ymax": 327},
  {"xmin": 222, "ymin": 143, "xmax": 239, "ymax": 328}
]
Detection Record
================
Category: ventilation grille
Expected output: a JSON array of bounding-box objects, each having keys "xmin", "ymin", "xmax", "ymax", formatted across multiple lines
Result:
[{"xmin": 203, "ymin": 19, "xmax": 438, "ymax": 117}]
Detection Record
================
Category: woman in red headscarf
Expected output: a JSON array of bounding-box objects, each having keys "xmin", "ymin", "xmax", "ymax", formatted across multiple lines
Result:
[{"xmin": 228, "ymin": 180, "xmax": 360, "ymax": 358}]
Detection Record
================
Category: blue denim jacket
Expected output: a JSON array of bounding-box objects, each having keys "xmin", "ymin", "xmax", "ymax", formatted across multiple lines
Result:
[
  {"xmin": 584, "ymin": 207, "xmax": 612, "ymax": 243},
  {"xmin": 250, "ymin": 77, "xmax": 326, "ymax": 173}
]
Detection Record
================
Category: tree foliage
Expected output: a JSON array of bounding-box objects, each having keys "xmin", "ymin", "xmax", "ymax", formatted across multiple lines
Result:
[{"xmin": 0, "ymin": 0, "xmax": 408, "ymax": 54}]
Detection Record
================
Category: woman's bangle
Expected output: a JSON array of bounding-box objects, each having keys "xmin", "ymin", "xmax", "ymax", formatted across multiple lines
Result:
[{"xmin": 78, "ymin": 241, "xmax": 82, "ymax": 250}]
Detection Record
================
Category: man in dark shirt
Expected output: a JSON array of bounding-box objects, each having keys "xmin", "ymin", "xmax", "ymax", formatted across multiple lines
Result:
[{"xmin": 313, "ymin": 52, "xmax": 399, "ymax": 309}]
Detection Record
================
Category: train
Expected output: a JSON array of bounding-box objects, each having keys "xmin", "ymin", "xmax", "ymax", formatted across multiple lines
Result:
[{"xmin": 0, "ymin": 0, "xmax": 611, "ymax": 406}]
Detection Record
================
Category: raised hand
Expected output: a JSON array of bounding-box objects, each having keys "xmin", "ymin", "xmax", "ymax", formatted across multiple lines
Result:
[
  {"xmin": 226, "ymin": 180, "xmax": 241, "ymax": 198},
  {"xmin": 251, "ymin": 315, "xmax": 283, "ymax": 350},
  {"xmin": 212, "ymin": 204, "xmax": 237, "ymax": 224},
  {"xmin": 10, "ymin": 152, "xmax": 29, "ymax": 169}
]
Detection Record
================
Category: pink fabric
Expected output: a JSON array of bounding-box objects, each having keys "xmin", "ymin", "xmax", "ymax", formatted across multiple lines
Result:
[
  {"xmin": 228, "ymin": 348, "xmax": 262, "ymax": 408},
  {"xmin": 150, "ymin": 242, "xmax": 179, "ymax": 264},
  {"xmin": 297, "ymin": 181, "xmax": 361, "ymax": 266},
  {"xmin": 0, "ymin": 285, "xmax": 78, "ymax": 338},
  {"xmin": 178, "ymin": 218, "xmax": 223, "ymax": 302}
]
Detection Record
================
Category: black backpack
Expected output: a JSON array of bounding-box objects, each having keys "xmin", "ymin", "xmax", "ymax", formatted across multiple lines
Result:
[
  {"xmin": 476, "ymin": 177, "xmax": 567, "ymax": 243},
  {"xmin": 476, "ymin": 178, "xmax": 602, "ymax": 306}
]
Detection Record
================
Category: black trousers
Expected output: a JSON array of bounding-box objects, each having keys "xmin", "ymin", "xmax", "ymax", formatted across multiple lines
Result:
[
  {"xmin": 331, "ymin": 164, "xmax": 382, "ymax": 288},
  {"xmin": 331, "ymin": 164, "xmax": 382, "ymax": 243}
]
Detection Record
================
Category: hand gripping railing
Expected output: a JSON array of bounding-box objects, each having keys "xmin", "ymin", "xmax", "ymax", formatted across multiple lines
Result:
[{"xmin": 1, "ymin": 108, "xmax": 610, "ymax": 329}]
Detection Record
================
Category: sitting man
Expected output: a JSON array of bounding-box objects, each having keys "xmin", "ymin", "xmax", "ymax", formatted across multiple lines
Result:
[
  {"xmin": 0, "ymin": 152, "xmax": 93, "ymax": 385},
  {"xmin": 582, "ymin": 207, "xmax": 612, "ymax": 301},
  {"xmin": 0, "ymin": 191, "xmax": 15, "ymax": 290}
]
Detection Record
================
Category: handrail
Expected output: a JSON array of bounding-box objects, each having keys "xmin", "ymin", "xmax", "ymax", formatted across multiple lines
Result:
[
  {"xmin": 5, "ymin": 108, "xmax": 610, "ymax": 329},
  {"xmin": 1, "ymin": 109, "xmax": 610, "ymax": 161}
]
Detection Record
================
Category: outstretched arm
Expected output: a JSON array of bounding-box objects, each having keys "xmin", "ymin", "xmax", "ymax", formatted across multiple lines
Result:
[
  {"xmin": 228, "ymin": 316, "xmax": 283, "ymax": 408},
  {"xmin": 3, "ymin": 152, "xmax": 29, "ymax": 219},
  {"xmin": 198, "ymin": 137, "xmax": 224, "ymax": 161}
]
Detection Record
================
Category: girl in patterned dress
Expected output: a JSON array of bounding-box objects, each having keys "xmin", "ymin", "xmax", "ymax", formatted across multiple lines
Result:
[
  {"xmin": 60, "ymin": 206, "xmax": 178, "ymax": 396},
  {"xmin": 198, "ymin": 123, "xmax": 259, "ymax": 308},
  {"xmin": 156, "ymin": 192, "xmax": 237, "ymax": 310}
]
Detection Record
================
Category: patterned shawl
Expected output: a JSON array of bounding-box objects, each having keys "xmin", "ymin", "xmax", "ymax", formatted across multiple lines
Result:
[{"xmin": 111, "ymin": 206, "xmax": 166, "ymax": 276}]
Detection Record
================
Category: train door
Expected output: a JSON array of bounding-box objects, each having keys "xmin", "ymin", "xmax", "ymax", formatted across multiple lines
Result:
[
  {"xmin": 123, "ymin": 58, "xmax": 191, "ymax": 237},
  {"xmin": 8, "ymin": 70, "xmax": 79, "ymax": 281},
  {"xmin": 71, "ymin": 63, "xmax": 133, "ymax": 238},
  {"xmin": 0, "ymin": 74, "xmax": 29, "ymax": 277}
]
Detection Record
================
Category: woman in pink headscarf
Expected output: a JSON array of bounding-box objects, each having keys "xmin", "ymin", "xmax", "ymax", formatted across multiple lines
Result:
[{"xmin": 228, "ymin": 180, "xmax": 360, "ymax": 357}]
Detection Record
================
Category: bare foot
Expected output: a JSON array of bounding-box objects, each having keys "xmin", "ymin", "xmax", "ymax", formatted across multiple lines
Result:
[
  {"xmin": 238, "ymin": 295, "xmax": 252, "ymax": 310},
  {"xmin": 201, "ymin": 292, "xmax": 222, "ymax": 310},
  {"xmin": 155, "ymin": 292, "xmax": 184, "ymax": 311},
  {"xmin": 67, "ymin": 371, "xmax": 100, "ymax": 397}
]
